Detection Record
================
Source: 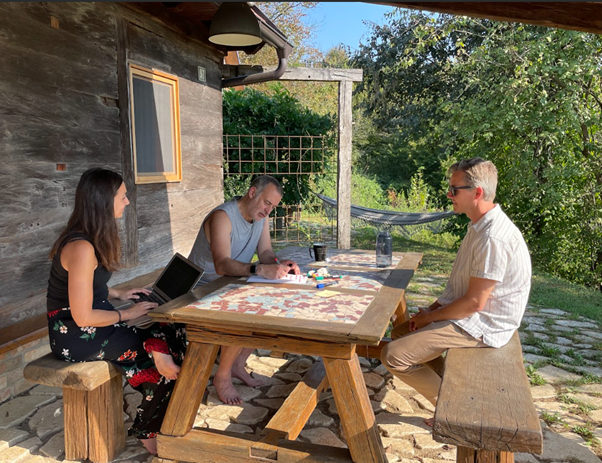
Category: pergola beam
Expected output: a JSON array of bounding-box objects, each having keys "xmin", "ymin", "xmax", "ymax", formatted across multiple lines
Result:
[{"xmin": 222, "ymin": 66, "xmax": 363, "ymax": 82}]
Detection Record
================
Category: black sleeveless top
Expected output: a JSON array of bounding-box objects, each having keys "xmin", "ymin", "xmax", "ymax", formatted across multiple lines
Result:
[{"xmin": 46, "ymin": 232, "xmax": 113, "ymax": 311}]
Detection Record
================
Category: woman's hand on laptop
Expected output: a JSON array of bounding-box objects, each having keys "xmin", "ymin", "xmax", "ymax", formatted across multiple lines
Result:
[
  {"xmin": 111, "ymin": 287, "xmax": 152, "ymax": 301},
  {"xmin": 124, "ymin": 301, "xmax": 158, "ymax": 320}
]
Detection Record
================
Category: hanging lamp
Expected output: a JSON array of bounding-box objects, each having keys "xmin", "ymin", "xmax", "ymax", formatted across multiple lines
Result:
[{"xmin": 209, "ymin": 2, "xmax": 262, "ymax": 47}]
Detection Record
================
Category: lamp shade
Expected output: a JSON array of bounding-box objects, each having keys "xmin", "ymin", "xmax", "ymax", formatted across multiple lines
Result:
[{"xmin": 209, "ymin": 2, "xmax": 262, "ymax": 47}]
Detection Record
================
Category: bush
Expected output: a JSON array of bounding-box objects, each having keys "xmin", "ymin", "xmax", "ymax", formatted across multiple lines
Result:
[{"xmin": 223, "ymin": 83, "xmax": 335, "ymax": 206}]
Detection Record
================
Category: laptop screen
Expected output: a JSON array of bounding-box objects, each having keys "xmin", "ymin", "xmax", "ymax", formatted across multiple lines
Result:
[{"xmin": 154, "ymin": 253, "xmax": 204, "ymax": 300}]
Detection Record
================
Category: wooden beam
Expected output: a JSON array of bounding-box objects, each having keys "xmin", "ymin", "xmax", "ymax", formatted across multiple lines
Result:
[
  {"xmin": 337, "ymin": 80, "xmax": 353, "ymax": 249},
  {"xmin": 260, "ymin": 360, "xmax": 329, "ymax": 442},
  {"xmin": 158, "ymin": 428, "xmax": 354, "ymax": 463},
  {"xmin": 0, "ymin": 312, "xmax": 47, "ymax": 355},
  {"xmin": 323, "ymin": 355, "xmax": 386, "ymax": 463},
  {"xmin": 161, "ymin": 342, "xmax": 220, "ymax": 437},
  {"xmin": 120, "ymin": 2, "xmax": 214, "ymax": 45},
  {"xmin": 369, "ymin": 2, "xmax": 602, "ymax": 36},
  {"xmin": 222, "ymin": 65, "xmax": 363, "ymax": 82}
]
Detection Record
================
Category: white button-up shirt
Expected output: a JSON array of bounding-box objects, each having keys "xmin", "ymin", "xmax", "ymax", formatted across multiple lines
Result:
[{"xmin": 437, "ymin": 205, "xmax": 531, "ymax": 347}]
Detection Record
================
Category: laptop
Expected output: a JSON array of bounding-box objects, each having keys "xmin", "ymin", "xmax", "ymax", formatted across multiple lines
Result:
[{"xmin": 122, "ymin": 253, "xmax": 204, "ymax": 328}]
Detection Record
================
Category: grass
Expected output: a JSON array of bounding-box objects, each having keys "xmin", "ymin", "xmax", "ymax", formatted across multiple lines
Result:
[
  {"xmin": 530, "ymin": 271, "xmax": 602, "ymax": 324},
  {"xmin": 540, "ymin": 410, "xmax": 563, "ymax": 426},
  {"xmin": 525, "ymin": 365, "xmax": 546, "ymax": 386}
]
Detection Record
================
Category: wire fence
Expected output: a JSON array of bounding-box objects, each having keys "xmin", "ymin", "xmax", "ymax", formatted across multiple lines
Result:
[{"xmin": 223, "ymin": 134, "xmax": 336, "ymax": 244}]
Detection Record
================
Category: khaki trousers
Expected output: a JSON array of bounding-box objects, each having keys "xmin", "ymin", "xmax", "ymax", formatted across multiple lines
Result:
[{"xmin": 380, "ymin": 320, "xmax": 487, "ymax": 406}]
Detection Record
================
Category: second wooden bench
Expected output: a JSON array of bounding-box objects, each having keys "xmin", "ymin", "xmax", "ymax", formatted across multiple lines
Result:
[{"xmin": 432, "ymin": 331, "xmax": 543, "ymax": 462}]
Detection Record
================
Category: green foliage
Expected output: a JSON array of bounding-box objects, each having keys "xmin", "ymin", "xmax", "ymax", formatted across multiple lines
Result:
[
  {"xmin": 223, "ymin": 85, "xmax": 335, "ymax": 205},
  {"xmin": 572, "ymin": 426, "xmax": 597, "ymax": 444},
  {"xmin": 223, "ymin": 84, "xmax": 334, "ymax": 137},
  {"xmin": 313, "ymin": 171, "xmax": 389, "ymax": 210},
  {"xmin": 540, "ymin": 410, "xmax": 562, "ymax": 425},
  {"xmin": 354, "ymin": 11, "xmax": 602, "ymax": 288},
  {"xmin": 526, "ymin": 365, "xmax": 547, "ymax": 386},
  {"xmin": 386, "ymin": 168, "xmax": 436, "ymax": 212},
  {"xmin": 223, "ymin": 174, "xmax": 251, "ymax": 202}
]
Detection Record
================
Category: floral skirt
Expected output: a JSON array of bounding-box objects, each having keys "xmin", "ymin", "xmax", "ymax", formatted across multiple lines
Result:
[{"xmin": 48, "ymin": 308, "xmax": 187, "ymax": 439}]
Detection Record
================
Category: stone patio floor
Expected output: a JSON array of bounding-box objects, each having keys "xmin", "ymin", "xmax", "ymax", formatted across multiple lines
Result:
[{"xmin": 1, "ymin": 275, "xmax": 601, "ymax": 463}]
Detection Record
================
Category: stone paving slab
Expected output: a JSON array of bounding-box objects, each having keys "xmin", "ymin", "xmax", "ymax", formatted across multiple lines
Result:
[
  {"xmin": 537, "ymin": 365, "xmax": 582, "ymax": 384},
  {"xmin": 0, "ymin": 397, "xmax": 55, "ymax": 429},
  {"xmin": 0, "ymin": 429, "xmax": 29, "ymax": 453},
  {"xmin": 530, "ymin": 384, "xmax": 557, "ymax": 400},
  {"xmin": 28, "ymin": 402, "xmax": 64, "ymax": 440}
]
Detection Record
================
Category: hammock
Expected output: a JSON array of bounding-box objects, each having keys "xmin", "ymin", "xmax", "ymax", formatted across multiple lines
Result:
[{"xmin": 313, "ymin": 192, "xmax": 456, "ymax": 235}]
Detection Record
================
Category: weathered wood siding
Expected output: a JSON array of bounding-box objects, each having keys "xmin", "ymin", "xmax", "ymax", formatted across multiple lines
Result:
[{"xmin": 0, "ymin": 2, "xmax": 224, "ymax": 327}]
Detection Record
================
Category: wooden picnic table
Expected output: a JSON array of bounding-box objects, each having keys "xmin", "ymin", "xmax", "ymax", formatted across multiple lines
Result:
[{"xmin": 149, "ymin": 246, "xmax": 422, "ymax": 463}]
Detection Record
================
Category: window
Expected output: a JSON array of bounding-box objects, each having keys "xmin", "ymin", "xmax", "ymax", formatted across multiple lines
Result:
[{"xmin": 129, "ymin": 64, "xmax": 182, "ymax": 183}]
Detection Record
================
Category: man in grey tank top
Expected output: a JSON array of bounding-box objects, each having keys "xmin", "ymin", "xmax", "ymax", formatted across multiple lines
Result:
[{"xmin": 189, "ymin": 175, "xmax": 300, "ymax": 405}]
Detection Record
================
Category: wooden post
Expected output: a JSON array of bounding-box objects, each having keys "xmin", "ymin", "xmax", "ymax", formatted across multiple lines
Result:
[
  {"xmin": 88, "ymin": 374, "xmax": 127, "ymax": 463},
  {"xmin": 457, "ymin": 447, "xmax": 514, "ymax": 463},
  {"xmin": 323, "ymin": 355, "xmax": 386, "ymax": 463},
  {"xmin": 63, "ymin": 389, "xmax": 88, "ymax": 461},
  {"xmin": 337, "ymin": 80, "xmax": 353, "ymax": 249},
  {"xmin": 160, "ymin": 342, "xmax": 220, "ymax": 436}
]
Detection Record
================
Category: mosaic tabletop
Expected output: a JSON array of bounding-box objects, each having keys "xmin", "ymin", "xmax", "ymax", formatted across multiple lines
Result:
[{"xmin": 185, "ymin": 283, "xmax": 374, "ymax": 324}]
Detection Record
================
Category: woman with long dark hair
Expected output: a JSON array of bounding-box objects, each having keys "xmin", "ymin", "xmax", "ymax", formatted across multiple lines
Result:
[{"xmin": 47, "ymin": 167, "xmax": 185, "ymax": 454}]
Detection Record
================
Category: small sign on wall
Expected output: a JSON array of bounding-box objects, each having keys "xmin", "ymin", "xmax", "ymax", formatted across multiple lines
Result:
[{"xmin": 197, "ymin": 66, "xmax": 206, "ymax": 83}]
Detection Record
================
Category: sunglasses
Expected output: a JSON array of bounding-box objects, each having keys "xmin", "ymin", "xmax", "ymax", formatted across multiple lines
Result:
[{"xmin": 448, "ymin": 185, "xmax": 474, "ymax": 196}]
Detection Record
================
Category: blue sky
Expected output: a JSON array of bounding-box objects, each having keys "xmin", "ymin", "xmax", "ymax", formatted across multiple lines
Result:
[{"xmin": 306, "ymin": 2, "xmax": 397, "ymax": 53}]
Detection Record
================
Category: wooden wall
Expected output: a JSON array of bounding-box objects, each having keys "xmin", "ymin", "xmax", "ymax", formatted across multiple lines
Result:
[{"xmin": 0, "ymin": 2, "xmax": 225, "ymax": 328}]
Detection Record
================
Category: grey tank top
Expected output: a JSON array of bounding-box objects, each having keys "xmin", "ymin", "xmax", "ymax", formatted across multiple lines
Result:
[{"xmin": 188, "ymin": 198, "xmax": 265, "ymax": 283}]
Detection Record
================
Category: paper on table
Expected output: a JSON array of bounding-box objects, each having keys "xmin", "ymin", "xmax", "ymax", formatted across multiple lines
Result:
[
  {"xmin": 315, "ymin": 290, "xmax": 339, "ymax": 298},
  {"xmin": 247, "ymin": 274, "xmax": 308, "ymax": 285}
]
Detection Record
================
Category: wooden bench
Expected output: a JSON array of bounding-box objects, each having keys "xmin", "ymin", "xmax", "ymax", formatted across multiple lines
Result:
[
  {"xmin": 432, "ymin": 331, "xmax": 543, "ymax": 462},
  {"xmin": 23, "ymin": 353, "xmax": 126, "ymax": 463}
]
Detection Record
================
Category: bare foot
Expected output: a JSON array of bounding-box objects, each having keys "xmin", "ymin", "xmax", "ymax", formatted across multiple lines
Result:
[
  {"xmin": 214, "ymin": 375, "xmax": 242, "ymax": 405},
  {"xmin": 424, "ymin": 417, "xmax": 434, "ymax": 427},
  {"xmin": 153, "ymin": 352, "xmax": 180, "ymax": 380},
  {"xmin": 141, "ymin": 437, "xmax": 157, "ymax": 455},
  {"xmin": 232, "ymin": 364, "xmax": 263, "ymax": 387}
]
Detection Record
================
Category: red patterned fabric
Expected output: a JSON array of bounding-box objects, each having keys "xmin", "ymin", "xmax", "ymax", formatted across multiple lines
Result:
[
  {"xmin": 144, "ymin": 338, "xmax": 170, "ymax": 355},
  {"xmin": 129, "ymin": 367, "xmax": 161, "ymax": 387}
]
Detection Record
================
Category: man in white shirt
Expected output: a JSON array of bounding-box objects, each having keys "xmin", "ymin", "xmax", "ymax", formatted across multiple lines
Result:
[{"xmin": 381, "ymin": 158, "xmax": 531, "ymax": 412}]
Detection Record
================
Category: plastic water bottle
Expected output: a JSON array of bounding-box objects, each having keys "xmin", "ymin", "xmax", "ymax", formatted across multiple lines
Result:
[{"xmin": 376, "ymin": 230, "xmax": 392, "ymax": 267}]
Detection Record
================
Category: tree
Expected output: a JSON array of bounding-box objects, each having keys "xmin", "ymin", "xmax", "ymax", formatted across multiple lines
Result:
[
  {"xmin": 352, "ymin": 11, "xmax": 485, "ymax": 194},
  {"xmin": 354, "ymin": 11, "xmax": 602, "ymax": 287},
  {"xmin": 436, "ymin": 22, "xmax": 602, "ymax": 287},
  {"xmin": 233, "ymin": 3, "xmax": 348, "ymax": 117}
]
